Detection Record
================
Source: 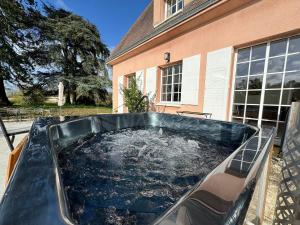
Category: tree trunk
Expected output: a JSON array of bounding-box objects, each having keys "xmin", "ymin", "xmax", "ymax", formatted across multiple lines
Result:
[
  {"xmin": 65, "ymin": 88, "xmax": 70, "ymax": 104},
  {"xmin": 0, "ymin": 77, "xmax": 11, "ymax": 106},
  {"xmin": 70, "ymin": 91, "xmax": 76, "ymax": 105}
]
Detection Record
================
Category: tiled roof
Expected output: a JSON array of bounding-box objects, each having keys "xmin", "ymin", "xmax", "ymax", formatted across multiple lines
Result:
[{"xmin": 108, "ymin": 0, "xmax": 220, "ymax": 62}]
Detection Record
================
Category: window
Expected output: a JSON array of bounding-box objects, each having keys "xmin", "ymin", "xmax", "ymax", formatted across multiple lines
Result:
[
  {"xmin": 166, "ymin": 0, "xmax": 183, "ymax": 18},
  {"xmin": 161, "ymin": 64, "xmax": 182, "ymax": 103},
  {"xmin": 127, "ymin": 74, "xmax": 135, "ymax": 88},
  {"xmin": 232, "ymin": 35, "xmax": 300, "ymax": 140}
]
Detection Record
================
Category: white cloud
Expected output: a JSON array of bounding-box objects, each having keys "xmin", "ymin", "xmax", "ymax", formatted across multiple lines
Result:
[
  {"xmin": 54, "ymin": 0, "xmax": 70, "ymax": 10},
  {"xmin": 108, "ymin": 46, "xmax": 115, "ymax": 52}
]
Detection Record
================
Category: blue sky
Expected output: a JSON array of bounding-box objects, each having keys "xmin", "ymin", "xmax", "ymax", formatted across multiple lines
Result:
[{"xmin": 45, "ymin": 0, "xmax": 151, "ymax": 51}]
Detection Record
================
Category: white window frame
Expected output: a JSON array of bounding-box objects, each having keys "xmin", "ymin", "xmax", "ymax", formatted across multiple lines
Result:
[
  {"xmin": 165, "ymin": 0, "xmax": 183, "ymax": 19},
  {"xmin": 160, "ymin": 63, "xmax": 182, "ymax": 104},
  {"xmin": 231, "ymin": 34, "xmax": 300, "ymax": 139},
  {"xmin": 126, "ymin": 73, "xmax": 135, "ymax": 88}
]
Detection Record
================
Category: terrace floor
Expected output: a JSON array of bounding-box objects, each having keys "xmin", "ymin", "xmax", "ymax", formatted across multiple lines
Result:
[
  {"xmin": 244, "ymin": 153, "xmax": 283, "ymax": 225},
  {"xmin": 0, "ymin": 121, "xmax": 33, "ymax": 198}
]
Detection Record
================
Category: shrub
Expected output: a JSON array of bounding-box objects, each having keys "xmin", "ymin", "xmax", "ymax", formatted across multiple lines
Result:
[
  {"xmin": 76, "ymin": 88, "xmax": 111, "ymax": 106},
  {"xmin": 122, "ymin": 76, "xmax": 147, "ymax": 113},
  {"xmin": 104, "ymin": 93, "xmax": 112, "ymax": 107},
  {"xmin": 8, "ymin": 91, "xmax": 24, "ymax": 106},
  {"xmin": 22, "ymin": 85, "xmax": 45, "ymax": 105}
]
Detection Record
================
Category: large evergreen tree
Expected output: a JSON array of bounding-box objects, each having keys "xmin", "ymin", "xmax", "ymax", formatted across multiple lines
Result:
[
  {"xmin": 0, "ymin": 1, "xmax": 110, "ymax": 106},
  {"xmin": 0, "ymin": 0, "xmax": 44, "ymax": 106},
  {"xmin": 42, "ymin": 7, "xmax": 110, "ymax": 104}
]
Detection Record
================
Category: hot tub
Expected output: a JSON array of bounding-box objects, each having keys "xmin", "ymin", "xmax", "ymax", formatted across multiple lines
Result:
[{"xmin": 0, "ymin": 113, "xmax": 275, "ymax": 225}]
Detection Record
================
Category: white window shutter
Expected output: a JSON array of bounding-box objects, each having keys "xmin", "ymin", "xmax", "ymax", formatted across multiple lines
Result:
[
  {"xmin": 146, "ymin": 67, "xmax": 157, "ymax": 100},
  {"xmin": 181, "ymin": 55, "xmax": 201, "ymax": 105},
  {"xmin": 203, "ymin": 47, "xmax": 233, "ymax": 120},
  {"xmin": 136, "ymin": 70, "xmax": 145, "ymax": 93},
  {"xmin": 117, "ymin": 76, "xmax": 124, "ymax": 113}
]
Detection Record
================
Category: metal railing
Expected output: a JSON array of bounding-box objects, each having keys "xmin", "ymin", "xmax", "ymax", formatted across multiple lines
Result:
[
  {"xmin": 0, "ymin": 116, "xmax": 30, "ymax": 151},
  {"xmin": 134, "ymin": 95, "xmax": 149, "ymax": 112},
  {"xmin": 177, "ymin": 111, "xmax": 212, "ymax": 118}
]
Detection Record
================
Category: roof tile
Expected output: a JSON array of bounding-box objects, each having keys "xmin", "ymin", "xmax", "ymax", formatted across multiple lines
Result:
[{"xmin": 109, "ymin": 0, "xmax": 219, "ymax": 62}]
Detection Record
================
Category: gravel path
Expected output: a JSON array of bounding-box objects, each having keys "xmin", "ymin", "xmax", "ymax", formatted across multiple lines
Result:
[{"xmin": 244, "ymin": 155, "xmax": 283, "ymax": 225}]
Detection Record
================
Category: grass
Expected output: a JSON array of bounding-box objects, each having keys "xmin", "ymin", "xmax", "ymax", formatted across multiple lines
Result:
[
  {"xmin": 10, "ymin": 102, "xmax": 111, "ymax": 110},
  {"xmin": 2, "ymin": 101, "xmax": 112, "ymax": 120}
]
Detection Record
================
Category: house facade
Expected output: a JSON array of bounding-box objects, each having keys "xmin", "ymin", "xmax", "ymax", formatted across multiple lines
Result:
[{"xmin": 107, "ymin": 0, "xmax": 300, "ymax": 141}]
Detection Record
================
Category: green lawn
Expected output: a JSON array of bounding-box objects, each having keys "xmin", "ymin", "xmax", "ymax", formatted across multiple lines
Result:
[
  {"xmin": 9, "ymin": 101, "xmax": 106, "ymax": 108},
  {"xmin": 2, "ymin": 102, "xmax": 112, "ymax": 120}
]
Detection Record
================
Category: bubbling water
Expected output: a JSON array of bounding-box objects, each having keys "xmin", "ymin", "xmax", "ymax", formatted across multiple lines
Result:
[{"xmin": 58, "ymin": 127, "xmax": 233, "ymax": 225}]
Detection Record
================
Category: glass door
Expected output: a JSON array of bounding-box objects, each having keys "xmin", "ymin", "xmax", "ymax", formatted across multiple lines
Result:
[{"xmin": 232, "ymin": 35, "xmax": 300, "ymax": 139}]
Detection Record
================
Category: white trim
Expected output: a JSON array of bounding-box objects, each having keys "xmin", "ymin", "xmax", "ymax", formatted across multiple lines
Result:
[
  {"xmin": 204, "ymin": 47, "xmax": 233, "ymax": 120},
  {"xmin": 229, "ymin": 51, "xmax": 238, "ymax": 122},
  {"xmin": 181, "ymin": 54, "xmax": 201, "ymax": 105},
  {"xmin": 135, "ymin": 70, "xmax": 145, "ymax": 93},
  {"xmin": 236, "ymin": 33, "xmax": 300, "ymax": 53},
  {"xmin": 157, "ymin": 103, "xmax": 181, "ymax": 107},
  {"xmin": 165, "ymin": 8, "xmax": 182, "ymax": 20},
  {"xmin": 276, "ymin": 37, "xmax": 290, "ymax": 130},
  {"xmin": 165, "ymin": 0, "xmax": 184, "ymax": 20},
  {"xmin": 117, "ymin": 75, "xmax": 124, "ymax": 113},
  {"xmin": 160, "ymin": 63, "xmax": 182, "ymax": 104},
  {"xmin": 231, "ymin": 34, "xmax": 300, "ymax": 138},
  {"xmin": 243, "ymin": 46, "xmax": 252, "ymax": 123},
  {"xmin": 155, "ymin": 8, "xmax": 183, "ymax": 28},
  {"xmin": 146, "ymin": 67, "xmax": 157, "ymax": 100},
  {"xmin": 164, "ymin": 0, "xmax": 168, "ymax": 21},
  {"xmin": 257, "ymin": 43, "xmax": 270, "ymax": 127}
]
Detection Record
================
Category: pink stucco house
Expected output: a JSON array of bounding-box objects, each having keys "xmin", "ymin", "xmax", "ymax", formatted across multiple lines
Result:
[{"xmin": 107, "ymin": 0, "xmax": 300, "ymax": 142}]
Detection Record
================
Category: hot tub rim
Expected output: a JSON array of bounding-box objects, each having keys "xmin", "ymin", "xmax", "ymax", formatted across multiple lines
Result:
[{"xmin": 46, "ymin": 113, "xmax": 263, "ymax": 225}]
